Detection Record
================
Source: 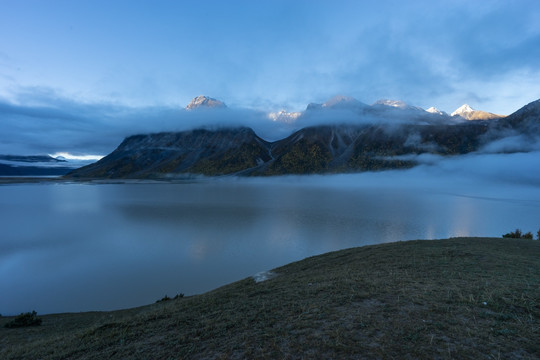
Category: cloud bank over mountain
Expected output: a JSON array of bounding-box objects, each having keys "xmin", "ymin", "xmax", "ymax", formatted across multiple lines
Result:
[
  {"xmin": 2, "ymin": 87, "xmax": 539, "ymax": 163},
  {"xmin": 0, "ymin": 90, "xmax": 297, "ymax": 155}
]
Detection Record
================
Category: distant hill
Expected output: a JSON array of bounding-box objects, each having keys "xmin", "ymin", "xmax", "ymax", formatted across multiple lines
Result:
[{"xmin": 0, "ymin": 154, "xmax": 73, "ymax": 176}]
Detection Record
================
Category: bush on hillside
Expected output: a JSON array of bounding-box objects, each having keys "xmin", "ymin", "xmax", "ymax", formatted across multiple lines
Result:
[
  {"xmin": 156, "ymin": 293, "xmax": 184, "ymax": 303},
  {"xmin": 156, "ymin": 295, "xmax": 171, "ymax": 303},
  {"xmin": 4, "ymin": 311, "xmax": 42, "ymax": 328},
  {"xmin": 503, "ymin": 229, "xmax": 523, "ymax": 238},
  {"xmin": 502, "ymin": 229, "xmax": 536, "ymax": 239}
]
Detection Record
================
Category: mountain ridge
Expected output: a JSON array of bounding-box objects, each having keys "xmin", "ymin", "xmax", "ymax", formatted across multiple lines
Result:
[
  {"xmin": 65, "ymin": 98, "xmax": 538, "ymax": 178},
  {"xmin": 186, "ymin": 95, "xmax": 505, "ymax": 121},
  {"xmin": 66, "ymin": 123, "xmax": 489, "ymax": 178}
]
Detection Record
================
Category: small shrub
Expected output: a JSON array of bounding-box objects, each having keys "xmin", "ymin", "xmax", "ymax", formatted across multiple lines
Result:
[
  {"xmin": 502, "ymin": 229, "xmax": 536, "ymax": 240},
  {"xmin": 502, "ymin": 229, "xmax": 522, "ymax": 238},
  {"xmin": 537, "ymin": 229, "xmax": 540, "ymax": 241},
  {"xmin": 156, "ymin": 295, "xmax": 171, "ymax": 303},
  {"xmin": 156, "ymin": 293, "xmax": 184, "ymax": 303},
  {"xmin": 4, "ymin": 311, "xmax": 42, "ymax": 328}
]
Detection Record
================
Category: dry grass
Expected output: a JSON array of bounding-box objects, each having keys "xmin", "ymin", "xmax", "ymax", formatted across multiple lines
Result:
[{"xmin": 1, "ymin": 237, "xmax": 539, "ymax": 359}]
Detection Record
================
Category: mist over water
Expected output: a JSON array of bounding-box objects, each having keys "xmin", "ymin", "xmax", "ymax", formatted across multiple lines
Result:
[{"xmin": 1, "ymin": 152, "xmax": 540, "ymax": 315}]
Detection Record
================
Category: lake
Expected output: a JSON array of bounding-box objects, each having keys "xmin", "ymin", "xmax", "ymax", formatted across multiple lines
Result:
[{"xmin": 2, "ymin": 161, "xmax": 540, "ymax": 315}]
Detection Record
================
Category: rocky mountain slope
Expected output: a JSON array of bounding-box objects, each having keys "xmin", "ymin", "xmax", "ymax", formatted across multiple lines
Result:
[
  {"xmin": 67, "ymin": 122, "xmax": 488, "ymax": 178},
  {"xmin": 68, "ymin": 128, "xmax": 271, "ymax": 178},
  {"xmin": 491, "ymin": 98, "xmax": 540, "ymax": 132}
]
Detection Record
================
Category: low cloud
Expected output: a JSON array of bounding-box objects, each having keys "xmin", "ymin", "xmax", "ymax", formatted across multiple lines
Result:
[
  {"xmin": 0, "ymin": 87, "xmax": 536, "ymax": 162},
  {"xmin": 478, "ymin": 134, "xmax": 540, "ymax": 154},
  {"xmin": 242, "ymin": 151, "xmax": 540, "ymax": 198},
  {"xmin": 0, "ymin": 89, "xmax": 297, "ymax": 155}
]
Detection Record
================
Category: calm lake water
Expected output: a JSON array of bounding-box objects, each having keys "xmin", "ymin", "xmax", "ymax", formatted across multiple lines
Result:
[{"xmin": 1, "ymin": 167, "xmax": 540, "ymax": 315}]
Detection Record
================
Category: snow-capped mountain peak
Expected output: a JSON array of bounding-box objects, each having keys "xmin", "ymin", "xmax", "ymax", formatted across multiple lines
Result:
[
  {"xmin": 451, "ymin": 104, "xmax": 475, "ymax": 116},
  {"xmin": 186, "ymin": 96, "xmax": 227, "ymax": 110},
  {"xmin": 323, "ymin": 95, "xmax": 365, "ymax": 108},
  {"xmin": 450, "ymin": 104, "xmax": 503, "ymax": 120},
  {"xmin": 305, "ymin": 95, "xmax": 367, "ymax": 111},
  {"xmin": 268, "ymin": 110, "xmax": 302, "ymax": 123},
  {"xmin": 426, "ymin": 107, "xmax": 447, "ymax": 116},
  {"xmin": 373, "ymin": 99, "xmax": 409, "ymax": 109}
]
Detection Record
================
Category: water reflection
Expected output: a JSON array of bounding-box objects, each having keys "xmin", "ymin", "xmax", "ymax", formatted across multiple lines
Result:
[{"xmin": 1, "ymin": 179, "xmax": 539, "ymax": 315}]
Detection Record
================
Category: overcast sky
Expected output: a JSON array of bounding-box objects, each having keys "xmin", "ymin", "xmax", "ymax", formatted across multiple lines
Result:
[{"xmin": 1, "ymin": 0, "xmax": 540, "ymax": 155}]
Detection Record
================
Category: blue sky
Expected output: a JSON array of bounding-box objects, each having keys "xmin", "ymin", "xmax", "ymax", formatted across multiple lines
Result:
[{"xmin": 1, "ymin": 0, "xmax": 540, "ymax": 155}]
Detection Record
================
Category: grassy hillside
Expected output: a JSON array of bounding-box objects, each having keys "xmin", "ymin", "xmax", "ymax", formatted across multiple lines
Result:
[{"xmin": 1, "ymin": 237, "xmax": 539, "ymax": 359}]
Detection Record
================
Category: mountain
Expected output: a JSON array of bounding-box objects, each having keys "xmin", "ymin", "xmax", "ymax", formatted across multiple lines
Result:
[
  {"xmin": 485, "ymin": 99, "xmax": 540, "ymax": 137},
  {"xmin": 65, "ymin": 98, "xmax": 539, "ymax": 179},
  {"xmin": 185, "ymin": 96, "xmax": 227, "ymax": 110},
  {"xmin": 372, "ymin": 99, "xmax": 425, "ymax": 112},
  {"xmin": 363, "ymin": 99, "xmax": 453, "ymax": 126},
  {"xmin": 451, "ymin": 104, "xmax": 474, "ymax": 117},
  {"xmin": 306, "ymin": 95, "xmax": 367, "ymax": 111},
  {"xmin": 268, "ymin": 110, "xmax": 302, "ymax": 123},
  {"xmin": 67, "ymin": 122, "xmax": 489, "ymax": 178},
  {"xmin": 451, "ymin": 104, "xmax": 503, "ymax": 120},
  {"xmin": 0, "ymin": 154, "xmax": 76, "ymax": 176},
  {"xmin": 267, "ymin": 121, "xmax": 489, "ymax": 174},
  {"xmin": 305, "ymin": 96, "xmax": 457, "ymax": 125},
  {"xmin": 0, "ymin": 155, "xmax": 66, "ymax": 163},
  {"xmin": 67, "ymin": 128, "xmax": 272, "ymax": 178},
  {"xmin": 323, "ymin": 95, "xmax": 367, "ymax": 109},
  {"xmin": 374, "ymin": 99, "xmax": 408, "ymax": 108},
  {"xmin": 266, "ymin": 125, "xmax": 413, "ymax": 174},
  {"xmin": 426, "ymin": 107, "xmax": 447, "ymax": 116}
]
